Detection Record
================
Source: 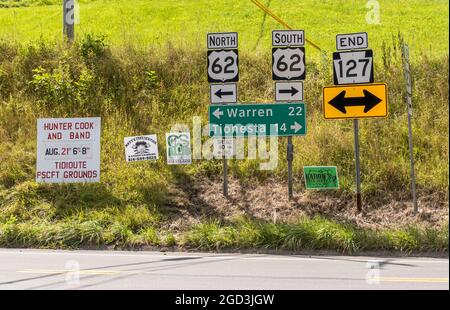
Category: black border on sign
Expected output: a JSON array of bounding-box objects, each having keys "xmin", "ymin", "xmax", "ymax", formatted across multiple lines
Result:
[
  {"xmin": 322, "ymin": 83, "xmax": 388, "ymax": 120},
  {"xmin": 209, "ymin": 83, "xmax": 238, "ymax": 104},
  {"xmin": 274, "ymin": 81, "xmax": 304, "ymax": 102},
  {"xmin": 207, "ymin": 49, "xmax": 239, "ymax": 83},
  {"xmin": 272, "ymin": 47, "xmax": 306, "ymax": 81},
  {"xmin": 336, "ymin": 32, "xmax": 368, "ymax": 50},
  {"xmin": 332, "ymin": 49, "xmax": 374, "ymax": 85},
  {"xmin": 271, "ymin": 30, "xmax": 305, "ymax": 47},
  {"xmin": 207, "ymin": 32, "xmax": 238, "ymax": 49}
]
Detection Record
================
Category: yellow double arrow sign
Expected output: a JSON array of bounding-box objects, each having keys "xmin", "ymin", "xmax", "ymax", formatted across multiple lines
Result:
[{"xmin": 323, "ymin": 83, "xmax": 388, "ymax": 119}]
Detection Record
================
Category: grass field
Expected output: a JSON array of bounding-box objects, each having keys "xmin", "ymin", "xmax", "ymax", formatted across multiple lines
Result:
[
  {"xmin": 0, "ymin": 1, "xmax": 448, "ymax": 253},
  {"xmin": 0, "ymin": 0, "xmax": 448, "ymax": 59}
]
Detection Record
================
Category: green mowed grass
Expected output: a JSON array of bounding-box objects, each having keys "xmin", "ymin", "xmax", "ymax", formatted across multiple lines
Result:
[{"xmin": 0, "ymin": 0, "xmax": 448, "ymax": 59}]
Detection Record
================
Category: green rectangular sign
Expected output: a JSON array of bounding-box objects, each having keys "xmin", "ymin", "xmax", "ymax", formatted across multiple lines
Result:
[
  {"xmin": 209, "ymin": 102, "xmax": 306, "ymax": 137},
  {"xmin": 304, "ymin": 166, "xmax": 339, "ymax": 189}
]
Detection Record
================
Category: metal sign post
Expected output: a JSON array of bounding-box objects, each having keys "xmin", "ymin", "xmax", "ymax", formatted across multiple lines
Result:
[
  {"xmin": 287, "ymin": 136, "xmax": 294, "ymax": 199},
  {"xmin": 63, "ymin": 0, "xmax": 75, "ymax": 42},
  {"xmin": 222, "ymin": 137, "xmax": 228, "ymax": 197},
  {"xmin": 402, "ymin": 43, "xmax": 418, "ymax": 214},
  {"xmin": 207, "ymin": 32, "xmax": 239, "ymax": 198},
  {"xmin": 353, "ymin": 119, "xmax": 362, "ymax": 211},
  {"xmin": 271, "ymin": 30, "xmax": 306, "ymax": 200},
  {"xmin": 324, "ymin": 32, "xmax": 389, "ymax": 212}
]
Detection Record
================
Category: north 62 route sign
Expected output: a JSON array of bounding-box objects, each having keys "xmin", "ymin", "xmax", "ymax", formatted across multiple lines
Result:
[
  {"xmin": 272, "ymin": 47, "xmax": 306, "ymax": 80},
  {"xmin": 207, "ymin": 49, "xmax": 239, "ymax": 83},
  {"xmin": 333, "ymin": 50, "xmax": 373, "ymax": 85}
]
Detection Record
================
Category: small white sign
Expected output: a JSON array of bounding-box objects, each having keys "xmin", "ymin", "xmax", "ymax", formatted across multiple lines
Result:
[
  {"xmin": 275, "ymin": 82, "xmax": 303, "ymax": 101},
  {"xmin": 272, "ymin": 30, "xmax": 304, "ymax": 47},
  {"xmin": 272, "ymin": 47, "xmax": 306, "ymax": 80},
  {"xmin": 124, "ymin": 135, "xmax": 158, "ymax": 162},
  {"xmin": 336, "ymin": 32, "xmax": 368, "ymax": 50},
  {"xmin": 210, "ymin": 83, "xmax": 237, "ymax": 104},
  {"xmin": 166, "ymin": 132, "xmax": 192, "ymax": 165},
  {"xmin": 36, "ymin": 117, "xmax": 101, "ymax": 183},
  {"xmin": 213, "ymin": 138, "xmax": 235, "ymax": 159},
  {"xmin": 207, "ymin": 32, "xmax": 238, "ymax": 49}
]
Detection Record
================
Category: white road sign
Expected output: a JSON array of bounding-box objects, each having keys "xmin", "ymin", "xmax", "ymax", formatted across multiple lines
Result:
[
  {"xmin": 213, "ymin": 138, "xmax": 235, "ymax": 159},
  {"xmin": 333, "ymin": 50, "xmax": 373, "ymax": 85},
  {"xmin": 36, "ymin": 117, "xmax": 101, "ymax": 183},
  {"xmin": 272, "ymin": 47, "xmax": 306, "ymax": 80},
  {"xmin": 336, "ymin": 32, "xmax": 368, "ymax": 50},
  {"xmin": 210, "ymin": 83, "xmax": 237, "ymax": 104},
  {"xmin": 207, "ymin": 32, "xmax": 238, "ymax": 49},
  {"xmin": 124, "ymin": 135, "xmax": 159, "ymax": 162},
  {"xmin": 272, "ymin": 30, "xmax": 304, "ymax": 47},
  {"xmin": 275, "ymin": 81, "xmax": 303, "ymax": 101},
  {"xmin": 166, "ymin": 132, "xmax": 192, "ymax": 165},
  {"xmin": 207, "ymin": 50, "xmax": 239, "ymax": 83}
]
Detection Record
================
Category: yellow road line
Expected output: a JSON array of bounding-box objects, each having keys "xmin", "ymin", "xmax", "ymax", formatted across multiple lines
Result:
[
  {"xmin": 250, "ymin": 0, "xmax": 323, "ymax": 52},
  {"xmin": 17, "ymin": 269, "xmax": 120, "ymax": 275},
  {"xmin": 376, "ymin": 277, "xmax": 449, "ymax": 283}
]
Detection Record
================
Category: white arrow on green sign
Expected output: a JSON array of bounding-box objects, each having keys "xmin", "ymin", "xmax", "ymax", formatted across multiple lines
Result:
[{"xmin": 208, "ymin": 103, "xmax": 306, "ymax": 137}]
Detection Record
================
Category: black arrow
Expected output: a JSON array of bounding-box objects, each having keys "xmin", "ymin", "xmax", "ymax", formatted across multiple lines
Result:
[
  {"xmin": 328, "ymin": 90, "xmax": 382, "ymax": 114},
  {"xmin": 278, "ymin": 86, "xmax": 299, "ymax": 96},
  {"xmin": 215, "ymin": 89, "xmax": 234, "ymax": 98}
]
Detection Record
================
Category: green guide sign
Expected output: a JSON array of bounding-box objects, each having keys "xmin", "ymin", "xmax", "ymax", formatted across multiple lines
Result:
[
  {"xmin": 303, "ymin": 166, "xmax": 339, "ymax": 189},
  {"xmin": 208, "ymin": 103, "xmax": 306, "ymax": 137}
]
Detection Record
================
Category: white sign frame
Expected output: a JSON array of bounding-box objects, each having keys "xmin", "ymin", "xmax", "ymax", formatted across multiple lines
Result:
[
  {"xmin": 332, "ymin": 50, "xmax": 374, "ymax": 85},
  {"xmin": 210, "ymin": 83, "xmax": 237, "ymax": 104},
  {"xmin": 272, "ymin": 30, "xmax": 304, "ymax": 47},
  {"xmin": 207, "ymin": 32, "xmax": 238, "ymax": 49},
  {"xmin": 124, "ymin": 135, "xmax": 159, "ymax": 162},
  {"xmin": 213, "ymin": 138, "xmax": 235, "ymax": 159},
  {"xmin": 166, "ymin": 132, "xmax": 192, "ymax": 165},
  {"xmin": 272, "ymin": 47, "xmax": 306, "ymax": 81},
  {"xmin": 36, "ymin": 117, "xmax": 101, "ymax": 183},
  {"xmin": 275, "ymin": 81, "xmax": 304, "ymax": 102},
  {"xmin": 336, "ymin": 32, "xmax": 368, "ymax": 51},
  {"xmin": 207, "ymin": 49, "xmax": 239, "ymax": 83}
]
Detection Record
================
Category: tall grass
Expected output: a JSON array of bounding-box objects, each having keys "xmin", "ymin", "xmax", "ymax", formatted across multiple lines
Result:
[
  {"xmin": 0, "ymin": 34, "xmax": 448, "ymax": 251},
  {"xmin": 183, "ymin": 216, "xmax": 449, "ymax": 253}
]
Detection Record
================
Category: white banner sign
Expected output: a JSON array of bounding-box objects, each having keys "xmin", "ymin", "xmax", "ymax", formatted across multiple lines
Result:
[
  {"xmin": 124, "ymin": 135, "xmax": 159, "ymax": 162},
  {"xmin": 166, "ymin": 132, "xmax": 192, "ymax": 165},
  {"xmin": 36, "ymin": 117, "xmax": 101, "ymax": 183}
]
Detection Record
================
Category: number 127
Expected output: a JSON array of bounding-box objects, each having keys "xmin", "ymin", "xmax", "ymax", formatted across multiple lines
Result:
[{"xmin": 337, "ymin": 58, "xmax": 370, "ymax": 78}]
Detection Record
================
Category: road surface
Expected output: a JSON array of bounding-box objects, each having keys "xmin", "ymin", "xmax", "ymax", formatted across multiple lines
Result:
[{"xmin": 0, "ymin": 249, "xmax": 448, "ymax": 290}]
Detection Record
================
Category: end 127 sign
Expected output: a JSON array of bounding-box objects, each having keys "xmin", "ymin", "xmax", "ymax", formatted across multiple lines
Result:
[{"xmin": 333, "ymin": 50, "xmax": 373, "ymax": 85}]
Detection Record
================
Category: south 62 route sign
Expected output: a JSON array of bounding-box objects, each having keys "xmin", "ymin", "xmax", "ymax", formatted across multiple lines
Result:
[
  {"xmin": 272, "ymin": 47, "xmax": 306, "ymax": 80},
  {"xmin": 207, "ymin": 49, "xmax": 239, "ymax": 83}
]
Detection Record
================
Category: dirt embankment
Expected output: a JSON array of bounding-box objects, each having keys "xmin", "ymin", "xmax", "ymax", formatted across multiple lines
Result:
[{"xmin": 163, "ymin": 177, "xmax": 449, "ymax": 230}]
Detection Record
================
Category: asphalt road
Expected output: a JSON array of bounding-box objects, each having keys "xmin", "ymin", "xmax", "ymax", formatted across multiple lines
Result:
[{"xmin": 0, "ymin": 249, "xmax": 448, "ymax": 290}]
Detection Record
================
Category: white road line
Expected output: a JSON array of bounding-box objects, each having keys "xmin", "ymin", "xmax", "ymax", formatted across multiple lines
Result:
[{"xmin": 0, "ymin": 250, "xmax": 447, "ymax": 264}]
